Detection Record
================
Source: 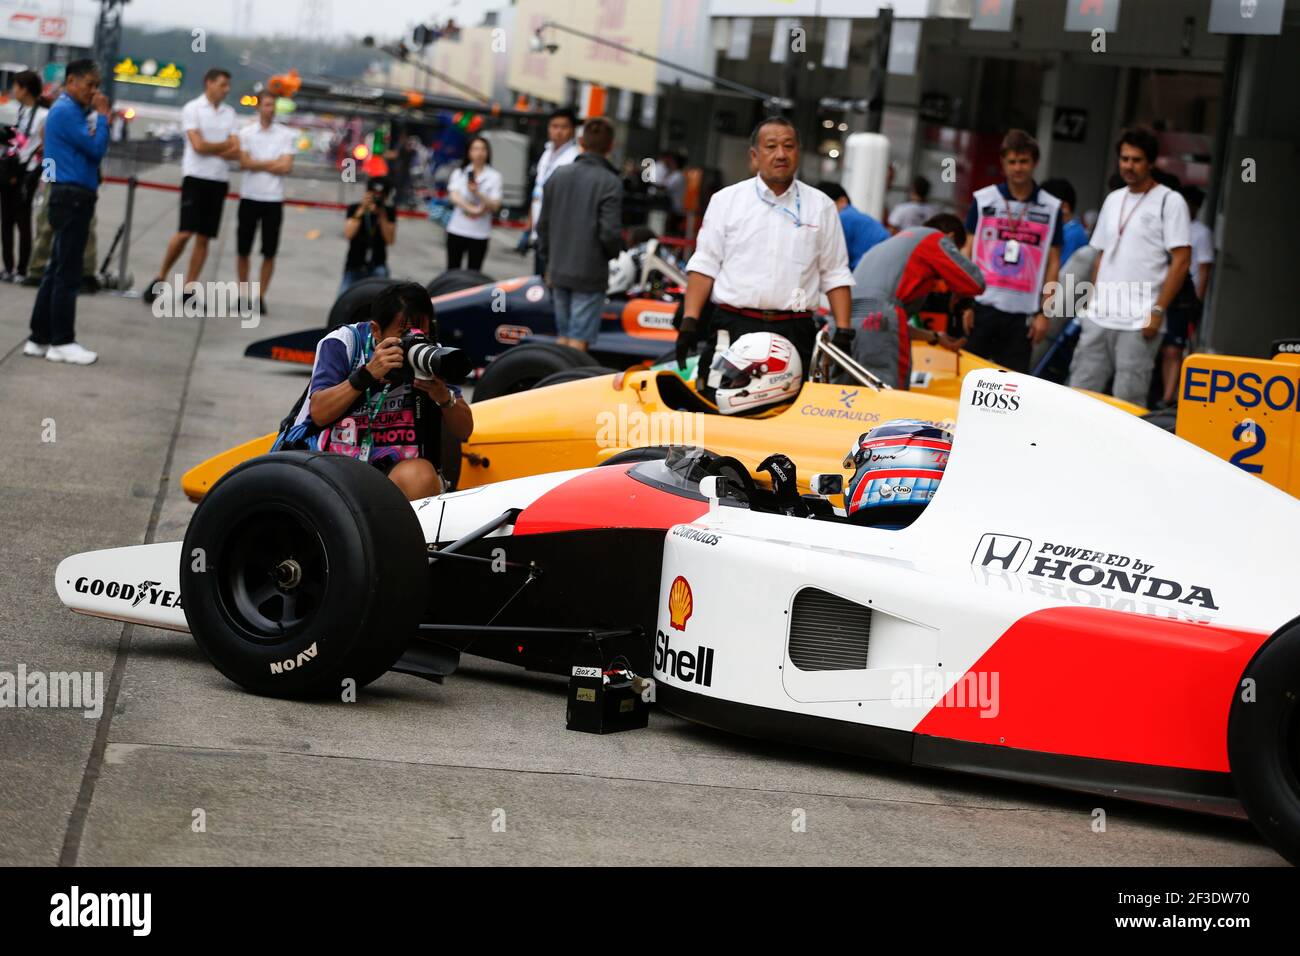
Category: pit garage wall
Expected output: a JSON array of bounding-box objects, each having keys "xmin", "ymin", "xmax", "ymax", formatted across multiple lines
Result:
[{"xmin": 1204, "ymin": 20, "xmax": 1300, "ymax": 357}]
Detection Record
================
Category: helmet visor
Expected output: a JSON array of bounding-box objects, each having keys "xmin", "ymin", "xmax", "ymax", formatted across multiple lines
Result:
[{"xmin": 711, "ymin": 352, "xmax": 756, "ymax": 393}]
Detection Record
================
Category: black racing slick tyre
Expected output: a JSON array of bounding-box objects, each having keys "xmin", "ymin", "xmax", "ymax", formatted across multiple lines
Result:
[
  {"xmin": 532, "ymin": 366, "xmax": 617, "ymax": 389},
  {"xmin": 526, "ymin": 341, "xmax": 599, "ymax": 367},
  {"xmin": 1228, "ymin": 615, "xmax": 1300, "ymax": 866},
  {"xmin": 471, "ymin": 343, "xmax": 596, "ymax": 403},
  {"xmin": 326, "ymin": 276, "xmax": 401, "ymax": 331},
  {"xmin": 180, "ymin": 452, "xmax": 427, "ymax": 699},
  {"xmin": 427, "ymin": 269, "xmax": 493, "ymax": 298}
]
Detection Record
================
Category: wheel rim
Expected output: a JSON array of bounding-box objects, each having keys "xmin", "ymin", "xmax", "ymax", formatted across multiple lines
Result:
[{"xmin": 216, "ymin": 508, "xmax": 329, "ymax": 643}]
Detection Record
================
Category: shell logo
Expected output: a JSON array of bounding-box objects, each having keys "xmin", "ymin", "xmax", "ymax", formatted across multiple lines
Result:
[{"xmin": 668, "ymin": 576, "xmax": 693, "ymax": 631}]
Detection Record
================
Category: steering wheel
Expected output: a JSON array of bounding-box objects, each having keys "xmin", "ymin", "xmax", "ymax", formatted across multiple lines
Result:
[{"xmin": 702, "ymin": 455, "xmax": 758, "ymax": 505}]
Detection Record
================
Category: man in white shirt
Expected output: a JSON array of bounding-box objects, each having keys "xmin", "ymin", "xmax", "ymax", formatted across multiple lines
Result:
[
  {"xmin": 143, "ymin": 68, "xmax": 239, "ymax": 305},
  {"xmin": 235, "ymin": 92, "xmax": 295, "ymax": 314},
  {"xmin": 1068, "ymin": 126, "xmax": 1191, "ymax": 407},
  {"xmin": 522, "ymin": 107, "xmax": 579, "ymax": 277},
  {"xmin": 676, "ymin": 117, "xmax": 855, "ymax": 399}
]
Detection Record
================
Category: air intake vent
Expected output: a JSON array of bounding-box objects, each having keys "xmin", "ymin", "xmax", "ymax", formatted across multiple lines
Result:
[{"xmin": 788, "ymin": 588, "xmax": 871, "ymax": 671}]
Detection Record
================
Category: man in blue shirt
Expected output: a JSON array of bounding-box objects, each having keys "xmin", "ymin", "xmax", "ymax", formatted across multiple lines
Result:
[
  {"xmin": 23, "ymin": 59, "xmax": 109, "ymax": 365},
  {"xmin": 819, "ymin": 182, "xmax": 889, "ymax": 270},
  {"xmin": 1041, "ymin": 178, "xmax": 1088, "ymax": 266}
]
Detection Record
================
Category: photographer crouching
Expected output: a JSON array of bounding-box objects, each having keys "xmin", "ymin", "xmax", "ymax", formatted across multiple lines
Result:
[{"xmin": 297, "ymin": 281, "xmax": 473, "ymax": 499}]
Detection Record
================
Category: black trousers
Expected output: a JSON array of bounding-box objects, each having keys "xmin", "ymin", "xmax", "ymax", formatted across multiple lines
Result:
[
  {"xmin": 446, "ymin": 232, "xmax": 488, "ymax": 271},
  {"xmin": 30, "ymin": 184, "xmax": 96, "ymax": 346},
  {"xmin": 966, "ymin": 303, "xmax": 1033, "ymax": 373},
  {"xmin": 0, "ymin": 172, "xmax": 36, "ymax": 274}
]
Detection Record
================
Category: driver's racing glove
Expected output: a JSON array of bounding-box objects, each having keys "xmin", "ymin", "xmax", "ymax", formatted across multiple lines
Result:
[
  {"xmin": 676, "ymin": 315, "xmax": 700, "ymax": 370},
  {"xmin": 757, "ymin": 453, "xmax": 799, "ymax": 501},
  {"xmin": 757, "ymin": 453, "xmax": 809, "ymax": 518},
  {"xmin": 832, "ymin": 325, "xmax": 855, "ymax": 353}
]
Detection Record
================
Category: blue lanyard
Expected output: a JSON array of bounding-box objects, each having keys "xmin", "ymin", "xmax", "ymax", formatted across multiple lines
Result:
[{"xmin": 756, "ymin": 179, "xmax": 804, "ymax": 228}]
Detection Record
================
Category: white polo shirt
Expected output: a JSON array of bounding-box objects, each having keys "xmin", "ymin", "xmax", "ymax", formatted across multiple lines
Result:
[
  {"xmin": 238, "ymin": 121, "xmax": 296, "ymax": 203},
  {"xmin": 1086, "ymin": 183, "xmax": 1190, "ymax": 330},
  {"xmin": 181, "ymin": 94, "xmax": 237, "ymax": 182},
  {"xmin": 687, "ymin": 176, "xmax": 854, "ymax": 312},
  {"xmin": 447, "ymin": 164, "xmax": 504, "ymax": 241}
]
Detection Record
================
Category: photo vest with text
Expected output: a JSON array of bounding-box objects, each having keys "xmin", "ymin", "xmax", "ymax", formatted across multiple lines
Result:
[{"xmin": 969, "ymin": 184, "xmax": 1061, "ymax": 315}]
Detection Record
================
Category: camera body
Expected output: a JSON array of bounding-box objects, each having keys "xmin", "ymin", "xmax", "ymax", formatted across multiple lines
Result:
[{"xmin": 388, "ymin": 330, "xmax": 472, "ymax": 386}]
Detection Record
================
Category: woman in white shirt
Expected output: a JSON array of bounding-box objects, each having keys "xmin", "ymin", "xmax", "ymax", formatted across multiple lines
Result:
[
  {"xmin": 1, "ymin": 71, "xmax": 48, "ymax": 282},
  {"xmin": 445, "ymin": 136, "xmax": 502, "ymax": 272}
]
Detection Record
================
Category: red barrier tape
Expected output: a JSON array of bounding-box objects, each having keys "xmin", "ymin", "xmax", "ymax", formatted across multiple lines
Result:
[
  {"xmin": 655, "ymin": 235, "xmax": 697, "ymax": 249},
  {"xmin": 99, "ymin": 175, "xmax": 528, "ymax": 227}
]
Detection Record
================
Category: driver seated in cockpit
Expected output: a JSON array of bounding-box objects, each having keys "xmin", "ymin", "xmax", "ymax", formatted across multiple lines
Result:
[
  {"xmin": 838, "ymin": 419, "xmax": 953, "ymax": 528},
  {"xmin": 707, "ymin": 331, "xmax": 803, "ymax": 415}
]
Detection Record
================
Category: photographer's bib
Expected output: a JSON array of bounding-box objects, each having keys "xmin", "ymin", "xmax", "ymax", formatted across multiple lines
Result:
[
  {"xmin": 318, "ymin": 385, "xmax": 421, "ymax": 466},
  {"xmin": 969, "ymin": 183, "xmax": 1060, "ymax": 315}
]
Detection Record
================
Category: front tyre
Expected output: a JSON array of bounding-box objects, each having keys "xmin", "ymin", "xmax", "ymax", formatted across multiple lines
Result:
[
  {"xmin": 1228, "ymin": 615, "xmax": 1300, "ymax": 865},
  {"xmin": 180, "ymin": 452, "xmax": 427, "ymax": 698}
]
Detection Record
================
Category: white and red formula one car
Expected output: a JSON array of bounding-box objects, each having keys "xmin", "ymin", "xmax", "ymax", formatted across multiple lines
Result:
[{"xmin": 55, "ymin": 371, "xmax": 1300, "ymax": 863}]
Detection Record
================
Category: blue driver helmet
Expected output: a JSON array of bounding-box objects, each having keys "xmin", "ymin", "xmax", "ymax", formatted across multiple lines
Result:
[{"xmin": 843, "ymin": 419, "xmax": 953, "ymax": 524}]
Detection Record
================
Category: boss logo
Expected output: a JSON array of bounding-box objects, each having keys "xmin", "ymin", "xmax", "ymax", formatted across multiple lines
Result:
[{"xmin": 971, "ymin": 379, "xmax": 1020, "ymax": 412}]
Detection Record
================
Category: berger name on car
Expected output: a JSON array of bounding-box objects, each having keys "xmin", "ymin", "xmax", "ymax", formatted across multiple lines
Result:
[
  {"xmin": 972, "ymin": 534, "xmax": 1217, "ymax": 609},
  {"xmin": 971, "ymin": 379, "xmax": 1020, "ymax": 413}
]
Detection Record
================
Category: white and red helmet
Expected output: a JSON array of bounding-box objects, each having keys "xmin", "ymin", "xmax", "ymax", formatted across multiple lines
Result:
[{"xmin": 711, "ymin": 332, "xmax": 803, "ymax": 415}]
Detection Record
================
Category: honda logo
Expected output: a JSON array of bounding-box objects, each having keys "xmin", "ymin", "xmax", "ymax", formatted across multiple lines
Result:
[{"xmin": 972, "ymin": 533, "xmax": 1032, "ymax": 572}]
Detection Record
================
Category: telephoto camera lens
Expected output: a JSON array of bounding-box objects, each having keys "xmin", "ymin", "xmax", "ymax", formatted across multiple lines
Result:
[{"xmin": 397, "ymin": 330, "xmax": 472, "ymax": 385}]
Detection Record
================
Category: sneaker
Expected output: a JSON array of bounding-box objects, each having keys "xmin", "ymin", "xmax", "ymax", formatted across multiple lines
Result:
[
  {"xmin": 21, "ymin": 340, "xmax": 48, "ymax": 357},
  {"xmin": 46, "ymin": 343, "xmax": 98, "ymax": 365},
  {"xmin": 142, "ymin": 278, "xmax": 164, "ymax": 304},
  {"xmin": 256, "ymin": 298, "xmax": 268, "ymax": 316},
  {"xmin": 0, "ymin": 270, "xmax": 11, "ymax": 282},
  {"xmin": 11, "ymin": 272, "xmax": 26, "ymax": 284}
]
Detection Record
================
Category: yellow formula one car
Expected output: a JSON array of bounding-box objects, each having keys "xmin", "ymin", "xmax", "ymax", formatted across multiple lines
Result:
[{"xmin": 182, "ymin": 331, "xmax": 1145, "ymax": 501}]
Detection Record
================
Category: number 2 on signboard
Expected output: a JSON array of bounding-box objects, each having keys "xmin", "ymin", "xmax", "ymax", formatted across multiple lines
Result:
[{"xmin": 1230, "ymin": 421, "xmax": 1266, "ymax": 474}]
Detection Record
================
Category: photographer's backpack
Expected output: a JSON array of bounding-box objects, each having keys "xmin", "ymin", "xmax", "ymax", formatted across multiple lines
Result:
[{"xmin": 270, "ymin": 323, "xmax": 367, "ymax": 452}]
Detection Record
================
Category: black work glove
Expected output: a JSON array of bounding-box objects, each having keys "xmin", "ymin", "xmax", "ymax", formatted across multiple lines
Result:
[
  {"xmin": 832, "ymin": 325, "xmax": 855, "ymax": 353},
  {"xmin": 676, "ymin": 316, "xmax": 699, "ymax": 370}
]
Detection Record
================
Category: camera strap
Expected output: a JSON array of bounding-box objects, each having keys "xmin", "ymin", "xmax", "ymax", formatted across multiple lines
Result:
[{"xmin": 356, "ymin": 328, "xmax": 392, "ymax": 463}]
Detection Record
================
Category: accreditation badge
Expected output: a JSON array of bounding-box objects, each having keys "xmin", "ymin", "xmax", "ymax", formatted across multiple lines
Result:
[{"xmin": 1003, "ymin": 239, "xmax": 1021, "ymax": 265}]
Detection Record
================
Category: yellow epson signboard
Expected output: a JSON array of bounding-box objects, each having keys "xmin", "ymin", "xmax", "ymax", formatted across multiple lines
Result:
[{"xmin": 1177, "ymin": 349, "xmax": 1300, "ymax": 497}]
